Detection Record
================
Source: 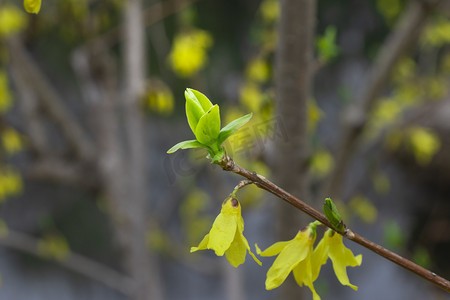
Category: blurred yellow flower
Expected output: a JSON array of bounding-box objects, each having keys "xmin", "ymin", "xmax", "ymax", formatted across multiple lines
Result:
[
  {"xmin": 38, "ymin": 234, "xmax": 71, "ymax": 261},
  {"xmin": 169, "ymin": 30, "xmax": 213, "ymax": 78},
  {"xmin": 144, "ymin": 81, "xmax": 174, "ymax": 115},
  {"xmin": 260, "ymin": 0, "xmax": 280, "ymax": 24},
  {"xmin": 0, "ymin": 6, "xmax": 27, "ymax": 37},
  {"xmin": 392, "ymin": 58, "xmax": 416, "ymax": 83},
  {"xmin": 307, "ymin": 98, "xmax": 323, "ymax": 133},
  {"xmin": 240, "ymin": 81, "xmax": 264, "ymax": 112},
  {"xmin": 312, "ymin": 229, "xmax": 362, "ymax": 290},
  {"xmin": 0, "ymin": 71, "xmax": 13, "ymax": 113},
  {"xmin": 2, "ymin": 128, "xmax": 23, "ymax": 155},
  {"xmin": 407, "ymin": 126, "xmax": 441, "ymax": 166},
  {"xmin": 349, "ymin": 195, "xmax": 378, "ymax": 224},
  {"xmin": 310, "ymin": 149, "xmax": 334, "ymax": 179},
  {"xmin": 246, "ymin": 58, "xmax": 270, "ymax": 83},
  {"xmin": 191, "ymin": 197, "xmax": 261, "ymax": 267},
  {"xmin": 256, "ymin": 224, "xmax": 320, "ymax": 299},
  {"xmin": 24, "ymin": 0, "xmax": 41, "ymax": 14},
  {"xmin": 421, "ymin": 18, "xmax": 450, "ymax": 48},
  {"xmin": 377, "ymin": 0, "xmax": 401, "ymax": 23},
  {"xmin": 0, "ymin": 168, "xmax": 23, "ymax": 202}
]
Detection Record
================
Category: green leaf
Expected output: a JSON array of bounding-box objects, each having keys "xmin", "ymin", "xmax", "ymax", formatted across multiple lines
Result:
[
  {"xmin": 185, "ymin": 93, "xmax": 206, "ymax": 134},
  {"xmin": 185, "ymin": 89, "xmax": 213, "ymax": 134},
  {"xmin": 167, "ymin": 140, "xmax": 205, "ymax": 154},
  {"xmin": 187, "ymin": 88, "xmax": 213, "ymax": 112},
  {"xmin": 195, "ymin": 105, "xmax": 221, "ymax": 146},
  {"xmin": 218, "ymin": 113, "xmax": 253, "ymax": 146}
]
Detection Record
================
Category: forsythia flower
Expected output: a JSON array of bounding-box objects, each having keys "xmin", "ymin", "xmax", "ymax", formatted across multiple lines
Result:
[
  {"xmin": 169, "ymin": 30, "xmax": 213, "ymax": 78},
  {"xmin": 312, "ymin": 229, "xmax": 362, "ymax": 290},
  {"xmin": 191, "ymin": 197, "xmax": 261, "ymax": 267},
  {"xmin": 24, "ymin": 0, "xmax": 42, "ymax": 14},
  {"xmin": 0, "ymin": 6, "xmax": 27, "ymax": 38},
  {"xmin": 256, "ymin": 225, "xmax": 320, "ymax": 300}
]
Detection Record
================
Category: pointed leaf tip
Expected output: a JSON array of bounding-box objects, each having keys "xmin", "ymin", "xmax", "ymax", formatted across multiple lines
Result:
[{"xmin": 218, "ymin": 113, "xmax": 253, "ymax": 145}]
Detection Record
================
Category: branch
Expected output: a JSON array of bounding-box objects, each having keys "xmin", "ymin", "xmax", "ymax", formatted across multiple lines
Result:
[
  {"xmin": 6, "ymin": 38, "xmax": 95, "ymax": 164},
  {"xmin": 325, "ymin": 0, "xmax": 442, "ymax": 197},
  {"xmin": 0, "ymin": 230, "xmax": 134, "ymax": 296},
  {"xmin": 85, "ymin": 0, "xmax": 200, "ymax": 49},
  {"xmin": 218, "ymin": 156, "xmax": 450, "ymax": 292},
  {"xmin": 9, "ymin": 66, "xmax": 49, "ymax": 157},
  {"xmin": 25, "ymin": 159, "xmax": 99, "ymax": 189}
]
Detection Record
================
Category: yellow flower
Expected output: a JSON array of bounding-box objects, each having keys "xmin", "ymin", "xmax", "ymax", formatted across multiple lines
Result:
[
  {"xmin": 2, "ymin": 128, "xmax": 23, "ymax": 155},
  {"xmin": 245, "ymin": 58, "xmax": 270, "ymax": 83},
  {"xmin": 168, "ymin": 30, "xmax": 213, "ymax": 78},
  {"xmin": 312, "ymin": 229, "xmax": 362, "ymax": 290},
  {"xmin": 0, "ymin": 6, "xmax": 27, "ymax": 38},
  {"xmin": 24, "ymin": 0, "xmax": 42, "ymax": 14},
  {"xmin": 407, "ymin": 126, "xmax": 441, "ymax": 166},
  {"xmin": 256, "ymin": 225, "xmax": 320, "ymax": 300},
  {"xmin": 191, "ymin": 197, "xmax": 261, "ymax": 267}
]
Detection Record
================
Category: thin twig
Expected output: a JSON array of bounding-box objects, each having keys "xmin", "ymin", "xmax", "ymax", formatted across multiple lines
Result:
[
  {"xmin": 0, "ymin": 230, "xmax": 134, "ymax": 296},
  {"xmin": 231, "ymin": 179, "xmax": 253, "ymax": 195},
  {"xmin": 218, "ymin": 156, "xmax": 450, "ymax": 292}
]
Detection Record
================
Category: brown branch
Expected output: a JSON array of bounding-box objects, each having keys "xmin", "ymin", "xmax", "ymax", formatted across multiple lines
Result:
[
  {"xmin": 218, "ymin": 156, "xmax": 450, "ymax": 292},
  {"xmin": 0, "ymin": 230, "xmax": 134, "ymax": 296},
  {"xmin": 325, "ymin": 0, "xmax": 442, "ymax": 198}
]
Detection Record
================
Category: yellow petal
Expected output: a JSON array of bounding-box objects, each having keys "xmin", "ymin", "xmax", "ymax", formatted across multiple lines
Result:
[
  {"xmin": 236, "ymin": 215, "xmax": 261, "ymax": 265},
  {"xmin": 311, "ymin": 234, "xmax": 330, "ymax": 281},
  {"xmin": 225, "ymin": 230, "xmax": 247, "ymax": 267},
  {"xmin": 257, "ymin": 240, "xmax": 292, "ymax": 256},
  {"xmin": 190, "ymin": 233, "xmax": 210, "ymax": 253},
  {"xmin": 293, "ymin": 257, "xmax": 321, "ymax": 300},
  {"xmin": 24, "ymin": 0, "xmax": 41, "ymax": 14},
  {"xmin": 327, "ymin": 233, "xmax": 362, "ymax": 290},
  {"xmin": 207, "ymin": 213, "xmax": 237, "ymax": 256},
  {"xmin": 206, "ymin": 198, "xmax": 241, "ymax": 256},
  {"xmin": 265, "ymin": 230, "xmax": 312, "ymax": 290}
]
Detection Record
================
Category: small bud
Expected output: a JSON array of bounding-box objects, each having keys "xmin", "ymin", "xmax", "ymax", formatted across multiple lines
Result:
[{"xmin": 323, "ymin": 198, "xmax": 345, "ymax": 233}]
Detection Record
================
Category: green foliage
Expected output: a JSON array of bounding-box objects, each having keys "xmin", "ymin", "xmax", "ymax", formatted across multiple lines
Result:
[
  {"xmin": 316, "ymin": 26, "xmax": 340, "ymax": 63},
  {"xmin": 168, "ymin": 88, "xmax": 252, "ymax": 163},
  {"xmin": 383, "ymin": 220, "xmax": 404, "ymax": 250},
  {"xmin": 412, "ymin": 247, "xmax": 431, "ymax": 269}
]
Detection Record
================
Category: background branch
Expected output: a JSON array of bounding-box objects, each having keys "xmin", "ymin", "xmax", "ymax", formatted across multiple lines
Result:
[
  {"xmin": 0, "ymin": 230, "xmax": 134, "ymax": 296},
  {"xmin": 7, "ymin": 37, "xmax": 95, "ymax": 164},
  {"xmin": 324, "ymin": 0, "xmax": 442, "ymax": 198}
]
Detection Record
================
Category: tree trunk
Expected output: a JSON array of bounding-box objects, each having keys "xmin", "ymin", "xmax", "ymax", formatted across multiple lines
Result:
[
  {"xmin": 119, "ymin": 0, "xmax": 164, "ymax": 299},
  {"xmin": 272, "ymin": 0, "xmax": 316, "ymax": 299}
]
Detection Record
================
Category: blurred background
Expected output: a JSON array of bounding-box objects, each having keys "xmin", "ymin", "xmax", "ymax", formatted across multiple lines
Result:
[{"xmin": 0, "ymin": 0, "xmax": 449, "ymax": 299}]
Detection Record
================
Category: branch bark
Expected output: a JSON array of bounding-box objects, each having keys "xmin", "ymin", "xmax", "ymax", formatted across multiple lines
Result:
[
  {"xmin": 219, "ymin": 156, "xmax": 450, "ymax": 292},
  {"xmin": 325, "ymin": 0, "xmax": 442, "ymax": 198}
]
